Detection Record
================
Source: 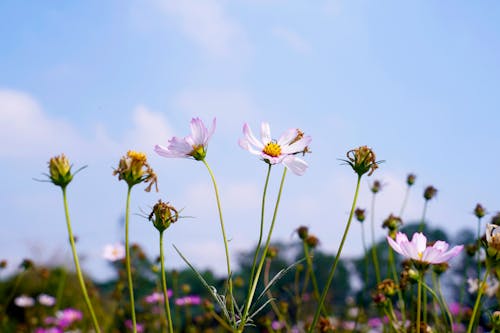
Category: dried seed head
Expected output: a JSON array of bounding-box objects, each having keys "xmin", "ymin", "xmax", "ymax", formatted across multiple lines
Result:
[
  {"xmin": 406, "ymin": 173, "xmax": 416, "ymax": 186},
  {"xmin": 423, "ymin": 186, "xmax": 437, "ymax": 201},
  {"xmin": 344, "ymin": 145, "xmax": 380, "ymax": 177},
  {"xmin": 296, "ymin": 226, "xmax": 309, "ymax": 240},
  {"xmin": 474, "ymin": 203, "xmax": 486, "ymax": 219},
  {"xmin": 113, "ymin": 150, "xmax": 158, "ymax": 192},
  {"xmin": 148, "ymin": 199, "xmax": 179, "ymax": 232},
  {"xmin": 305, "ymin": 235, "xmax": 319, "ymax": 248},
  {"xmin": 355, "ymin": 208, "xmax": 366, "ymax": 223}
]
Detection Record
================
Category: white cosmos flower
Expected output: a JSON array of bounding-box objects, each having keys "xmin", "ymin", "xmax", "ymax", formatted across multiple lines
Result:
[
  {"xmin": 155, "ymin": 117, "xmax": 216, "ymax": 161},
  {"xmin": 14, "ymin": 295, "xmax": 35, "ymax": 307},
  {"xmin": 102, "ymin": 243, "xmax": 126, "ymax": 262},
  {"xmin": 387, "ymin": 232, "xmax": 463, "ymax": 264},
  {"xmin": 37, "ymin": 293, "xmax": 56, "ymax": 306},
  {"xmin": 238, "ymin": 122, "xmax": 312, "ymax": 175}
]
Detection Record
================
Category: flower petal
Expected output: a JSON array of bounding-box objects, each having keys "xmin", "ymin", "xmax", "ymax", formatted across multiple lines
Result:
[
  {"xmin": 242, "ymin": 123, "xmax": 264, "ymax": 150},
  {"xmin": 277, "ymin": 128, "xmax": 298, "ymax": 146},
  {"xmin": 281, "ymin": 135, "xmax": 312, "ymax": 154},
  {"xmin": 282, "ymin": 155, "xmax": 308, "ymax": 175},
  {"xmin": 411, "ymin": 232, "xmax": 427, "ymax": 254},
  {"xmin": 387, "ymin": 235, "xmax": 404, "ymax": 256},
  {"xmin": 189, "ymin": 117, "xmax": 207, "ymax": 146},
  {"xmin": 260, "ymin": 122, "xmax": 271, "ymax": 144},
  {"xmin": 239, "ymin": 138, "xmax": 264, "ymax": 156}
]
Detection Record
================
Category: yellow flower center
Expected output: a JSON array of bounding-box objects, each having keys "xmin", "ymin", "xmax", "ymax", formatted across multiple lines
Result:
[
  {"xmin": 417, "ymin": 252, "xmax": 423, "ymax": 260},
  {"xmin": 263, "ymin": 142, "xmax": 282, "ymax": 157},
  {"xmin": 127, "ymin": 150, "xmax": 147, "ymax": 162}
]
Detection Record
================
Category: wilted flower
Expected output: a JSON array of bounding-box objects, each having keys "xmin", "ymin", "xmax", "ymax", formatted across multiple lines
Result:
[
  {"xmin": 238, "ymin": 122, "xmax": 312, "ymax": 175},
  {"xmin": 305, "ymin": 235, "xmax": 320, "ymax": 248},
  {"xmin": 387, "ymin": 232, "xmax": 463, "ymax": 265},
  {"xmin": 343, "ymin": 146, "xmax": 380, "ymax": 177},
  {"xmin": 474, "ymin": 203, "xmax": 486, "ymax": 219},
  {"xmin": 37, "ymin": 294, "xmax": 56, "ymax": 307},
  {"xmin": 423, "ymin": 186, "xmax": 437, "ymax": 201},
  {"xmin": 113, "ymin": 150, "xmax": 158, "ymax": 192},
  {"xmin": 14, "ymin": 295, "xmax": 35, "ymax": 307},
  {"xmin": 148, "ymin": 199, "xmax": 179, "ymax": 232},
  {"xmin": 377, "ymin": 279, "xmax": 398, "ymax": 297},
  {"xmin": 102, "ymin": 243, "xmax": 126, "ymax": 262},
  {"xmin": 155, "ymin": 117, "xmax": 216, "ymax": 161},
  {"xmin": 382, "ymin": 214, "xmax": 403, "ymax": 237}
]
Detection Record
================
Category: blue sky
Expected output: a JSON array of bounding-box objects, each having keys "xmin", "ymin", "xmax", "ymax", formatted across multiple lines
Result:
[{"xmin": 1, "ymin": 0, "xmax": 499, "ymax": 280}]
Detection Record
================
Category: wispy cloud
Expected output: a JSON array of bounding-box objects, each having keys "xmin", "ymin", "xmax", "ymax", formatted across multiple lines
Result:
[
  {"xmin": 272, "ymin": 26, "xmax": 312, "ymax": 54},
  {"xmin": 154, "ymin": 0, "xmax": 251, "ymax": 57}
]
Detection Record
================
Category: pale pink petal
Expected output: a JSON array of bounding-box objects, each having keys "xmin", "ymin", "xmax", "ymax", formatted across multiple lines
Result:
[
  {"xmin": 412, "ymin": 232, "xmax": 427, "ymax": 254},
  {"xmin": 282, "ymin": 155, "xmax": 308, "ymax": 175},
  {"xmin": 432, "ymin": 241, "xmax": 449, "ymax": 252},
  {"xmin": 206, "ymin": 118, "xmax": 216, "ymax": 143},
  {"xmin": 387, "ymin": 236, "xmax": 404, "ymax": 255},
  {"xmin": 189, "ymin": 117, "xmax": 207, "ymax": 145},
  {"xmin": 400, "ymin": 241, "xmax": 419, "ymax": 260},
  {"xmin": 260, "ymin": 122, "xmax": 272, "ymax": 144},
  {"xmin": 242, "ymin": 123, "xmax": 264, "ymax": 150},
  {"xmin": 436, "ymin": 245, "xmax": 463, "ymax": 263},
  {"xmin": 277, "ymin": 128, "xmax": 299, "ymax": 146},
  {"xmin": 421, "ymin": 247, "xmax": 443, "ymax": 263},
  {"xmin": 155, "ymin": 144, "xmax": 185, "ymax": 158},
  {"xmin": 239, "ymin": 138, "xmax": 263, "ymax": 156},
  {"xmin": 395, "ymin": 232, "xmax": 410, "ymax": 244}
]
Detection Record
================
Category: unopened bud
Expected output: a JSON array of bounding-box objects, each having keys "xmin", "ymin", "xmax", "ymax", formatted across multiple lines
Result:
[
  {"xmin": 407, "ymin": 173, "xmax": 416, "ymax": 186},
  {"xmin": 370, "ymin": 180, "xmax": 382, "ymax": 194},
  {"xmin": 48, "ymin": 154, "xmax": 74, "ymax": 188},
  {"xmin": 149, "ymin": 200, "xmax": 179, "ymax": 232},
  {"xmin": 266, "ymin": 246, "xmax": 278, "ymax": 259},
  {"xmin": 355, "ymin": 208, "xmax": 366, "ymax": 223},
  {"xmin": 305, "ymin": 235, "xmax": 319, "ymax": 248},
  {"xmin": 423, "ymin": 186, "xmax": 437, "ymax": 201},
  {"xmin": 432, "ymin": 262, "xmax": 449, "ymax": 275},
  {"xmin": 474, "ymin": 204, "xmax": 486, "ymax": 219},
  {"xmin": 297, "ymin": 226, "xmax": 309, "ymax": 240},
  {"xmin": 382, "ymin": 214, "xmax": 402, "ymax": 232}
]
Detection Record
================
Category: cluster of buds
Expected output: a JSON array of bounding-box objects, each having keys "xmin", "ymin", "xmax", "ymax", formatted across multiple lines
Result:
[
  {"xmin": 148, "ymin": 200, "xmax": 179, "ymax": 232},
  {"xmin": 406, "ymin": 173, "xmax": 416, "ymax": 186},
  {"xmin": 491, "ymin": 212, "xmax": 500, "ymax": 226},
  {"xmin": 382, "ymin": 214, "xmax": 403, "ymax": 238},
  {"xmin": 113, "ymin": 150, "xmax": 158, "ymax": 192},
  {"xmin": 354, "ymin": 208, "xmax": 366, "ymax": 223},
  {"xmin": 423, "ymin": 185, "xmax": 437, "ymax": 201},
  {"xmin": 343, "ymin": 146, "xmax": 379, "ymax": 177}
]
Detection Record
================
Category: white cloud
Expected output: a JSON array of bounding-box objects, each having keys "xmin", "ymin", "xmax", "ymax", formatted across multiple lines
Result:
[
  {"xmin": 272, "ymin": 26, "xmax": 312, "ymax": 54},
  {"xmin": 126, "ymin": 105, "xmax": 174, "ymax": 151},
  {"xmin": 155, "ymin": 0, "xmax": 250, "ymax": 57},
  {"xmin": 0, "ymin": 89, "xmax": 84, "ymax": 158}
]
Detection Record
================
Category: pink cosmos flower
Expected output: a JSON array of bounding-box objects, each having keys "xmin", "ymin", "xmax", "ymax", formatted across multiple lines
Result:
[
  {"xmin": 37, "ymin": 294, "xmax": 56, "ymax": 307},
  {"xmin": 155, "ymin": 117, "xmax": 216, "ymax": 161},
  {"xmin": 387, "ymin": 232, "xmax": 463, "ymax": 264},
  {"xmin": 144, "ymin": 290, "xmax": 172, "ymax": 304},
  {"xmin": 238, "ymin": 122, "xmax": 312, "ymax": 175},
  {"xmin": 175, "ymin": 295, "xmax": 201, "ymax": 306},
  {"xmin": 55, "ymin": 308, "xmax": 83, "ymax": 328},
  {"xmin": 102, "ymin": 243, "xmax": 126, "ymax": 262}
]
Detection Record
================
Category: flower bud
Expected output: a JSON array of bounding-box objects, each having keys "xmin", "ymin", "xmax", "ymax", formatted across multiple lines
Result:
[
  {"xmin": 382, "ymin": 214, "xmax": 402, "ymax": 232},
  {"xmin": 474, "ymin": 204, "xmax": 486, "ymax": 219},
  {"xmin": 423, "ymin": 186, "xmax": 437, "ymax": 201},
  {"xmin": 297, "ymin": 226, "xmax": 309, "ymax": 240},
  {"xmin": 432, "ymin": 262, "xmax": 449, "ymax": 275},
  {"xmin": 305, "ymin": 235, "xmax": 319, "ymax": 248},
  {"xmin": 371, "ymin": 292, "xmax": 387, "ymax": 305},
  {"xmin": 148, "ymin": 200, "xmax": 179, "ymax": 232},
  {"xmin": 355, "ymin": 208, "xmax": 366, "ymax": 223},
  {"xmin": 491, "ymin": 212, "xmax": 500, "ymax": 226},
  {"xmin": 344, "ymin": 146, "xmax": 379, "ymax": 177},
  {"xmin": 266, "ymin": 246, "xmax": 279, "ymax": 259},
  {"xmin": 48, "ymin": 154, "xmax": 74, "ymax": 188},
  {"xmin": 491, "ymin": 311, "xmax": 500, "ymax": 330},
  {"xmin": 406, "ymin": 173, "xmax": 416, "ymax": 186},
  {"xmin": 465, "ymin": 244, "xmax": 477, "ymax": 256},
  {"xmin": 0, "ymin": 260, "xmax": 6, "ymax": 269},
  {"xmin": 234, "ymin": 276, "xmax": 244, "ymax": 288},
  {"xmin": 20, "ymin": 259, "xmax": 34, "ymax": 270},
  {"xmin": 377, "ymin": 279, "xmax": 398, "ymax": 297},
  {"xmin": 370, "ymin": 180, "xmax": 382, "ymax": 194}
]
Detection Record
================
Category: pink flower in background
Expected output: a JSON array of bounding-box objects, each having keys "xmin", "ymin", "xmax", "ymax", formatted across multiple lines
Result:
[
  {"xmin": 37, "ymin": 294, "xmax": 56, "ymax": 307},
  {"xmin": 125, "ymin": 319, "xmax": 144, "ymax": 332},
  {"xmin": 144, "ymin": 291, "xmax": 172, "ymax": 304},
  {"xmin": 239, "ymin": 122, "xmax": 312, "ymax": 175},
  {"xmin": 387, "ymin": 232, "xmax": 463, "ymax": 264},
  {"xmin": 155, "ymin": 117, "xmax": 216, "ymax": 161},
  {"xmin": 14, "ymin": 295, "xmax": 35, "ymax": 307},
  {"xmin": 102, "ymin": 243, "xmax": 126, "ymax": 262},
  {"xmin": 56, "ymin": 308, "xmax": 83, "ymax": 328},
  {"xmin": 175, "ymin": 295, "xmax": 202, "ymax": 306}
]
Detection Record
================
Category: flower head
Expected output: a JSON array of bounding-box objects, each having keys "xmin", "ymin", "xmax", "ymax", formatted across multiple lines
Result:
[
  {"xmin": 423, "ymin": 185, "xmax": 438, "ymax": 201},
  {"xmin": 55, "ymin": 308, "xmax": 83, "ymax": 328},
  {"xmin": 113, "ymin": 150, "xmax": 158, "ymax": 192},
  {"xmin": 175, "ymin": 295, "xmax": 202, "ymax": 306},
  {"xmin": 387, "ymin": 232, "xmax": 463, "ymax": 265},
  {"xmin": 37, "ymin": 294, "xmax": 56, "ymax": 307},
  {"xmin": 343, "ymin": 145, "xmax": 380, "ymax": 177},
  {"xmin": 238, "ymin": 122, "xmax": 312, "ymax": 175},
  {"xmin": 102, "ymin": 243, "xmax": 126, "ymax": 262},
  {"xmin": 155, "ymin": 117, "xmax": 216, "ymax": 161},
  {"xmin": 14, "ymin": 295, "xmax": 35, "ymax": 307},
  {"xmin": 486, "ymin": 223, "xmax": 500, "ymax": 260},
  {"xmin": 148, "ymin": 199, "xmax": 179, "ymax": 232},
  {"xmin": 407, "ymin": 173, "xmax": 416, "ymax": 186},
  {"xmin": 48, "ymin": 154, "xmax": 73, "ymax": 188},
  {"xmin": 355, "ymin": 208, "xmax": 366, "ymax": 223}
]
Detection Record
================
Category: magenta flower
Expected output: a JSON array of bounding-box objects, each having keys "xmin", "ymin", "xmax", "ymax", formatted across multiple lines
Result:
[
  {"xmin": 55, "ymin": 308, "xmax": 83, "ymax": 328},
  {"xmin": 175, "ymin": 295, "xmax": 202, "ymax": 306},
  {"xmin": 125, "ymin": 319, "xmax": 144, "ymax": 332},
  {"xmin": 238, "ymin": 122, "xmax": 312, "ymax": 175},
  {"xmin": 155, "ymin": 117, "xmax": 216, "ymax": 161},
  {"xmin": 144, "ymin": 291, "xmax": 172, "ymax": 304},
  {"xmin": 387, "ymin": 232, "xmax": 463, "ymax": 264}
]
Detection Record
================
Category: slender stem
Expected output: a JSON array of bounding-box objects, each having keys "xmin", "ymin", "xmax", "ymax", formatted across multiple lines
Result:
[
  {"xmin": 264, "ymin": 258, "xmax": 291, "ymax": 332},
  {"xmin": 388, "ymin": 246, "xmax": 406, "ymax": 322},
  {"xmin": 160, "ymin": 231, "xmax": 174, "ymax": 333},
  {"xmin": 308, "ymin": 175, "xmax": 362, "ymax": 332},
  {"xmin": 477, "ymin": 217, "xmax": 482, "ymax": 279},
  {"xmin": 361, "ymin": 222, "xmax": 369, "ymax": 287},
  {"xmin": 238, "ymin": 168, "xmax": 288, "ymax": 331},
  {"xmin": 417, "ymin": 272, "xmax": 423, "ymax": 333},
  {"xmin": 399, "ymin": 186, "xmax": 410, "ymax": 218},
  {"xmin": 55, "ymin": 267, "xmax": 67, "ymax": 311},
  {"xmin": 418, "ymin": 200, "xmax": 428, "ymax": 233},
  {"xmin": 247, "ymin": 165, "xmax": 272, "ymax": 302},
  {"xmin": 209, "ymin": 310, "xmax": 237, "ymax": 332},
  {"xmin": 202, "ymin": 159, "xmax": 235, "ymax": 323},
  {"xmin": 302, "ymin": 242, "xmax": 327, "ymax": 316},
  {"xmin": 62, "ymin": 187, "xmax": 101, "ymax": 333},
  {"xmin": 434, "ymin": 276, "xmax": 453, "ymax": 331},
  {"xmin": 371, "ymin": 192, "xmax": 381, "ymax": 284},
  {"xmin": 467, "ymin": 269, "xmax": 490, "ymax": 333},
  {"xmin": 124, "ymin": 186, "xmax": 137, "ymax": 333}
]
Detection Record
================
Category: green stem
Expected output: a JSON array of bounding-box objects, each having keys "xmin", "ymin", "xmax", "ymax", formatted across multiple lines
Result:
[
  {"xmin": 264, "ymin": 258, "xmax": 291, "ymax": 332},
  {"xmin": 247, "ymin": 164, "xmax": 272, "ymax": 303},
  {"xmin": 467, "ymin": 269, "xmax": 490, "ymax": 333},
  {"xmin": 361, "ymin": 221, "xmax": 369, "ymax": 287},
  {"xmin": 417, "ymin": 272, "xmax": 423, "ymax": 333},
  {"xmin": 477, "ymin": 217, "xmax": 482, "ymax": 279},
  {"xmin": 433, "ymin": 275, "xmax": 453, "ymax": 331},
  {"xmin": 418, "ymin": 200, "xmax": 428, "ymax": 233},
  {"xmin": 388, "ymin": 246, "xmax": 406, "ymax": 322},
  {"xmin": 238, "ymin": 168, "xmax": 288, "ymax": 331},
  {"xmin": 308, "ymin": 175, "xmax": 362, "ymax": 332},
  {"xmin": 202, "ymin": 159, "xmax": 235, "ymax": 324},
  {"xmin": 399, "ymin": 186, "xmax": 410, "ymax": 218},
  {"xmin": 124, "ymin": 186, "xmax": 137, "ymax": 333},
  {"xmin": 62, "ymin": 187, "xmax": 101, "ymax": 333},
  {"xmin": 160, "ymin": 231, "xmax": 174, "ymax": 333},
  {"xmin": 302, "ymin": 242, "xmax": 327, "ymax": 316},
  {"xmin": 371, "ymin": 192, "xmax": 381, "ymax": 284}
]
